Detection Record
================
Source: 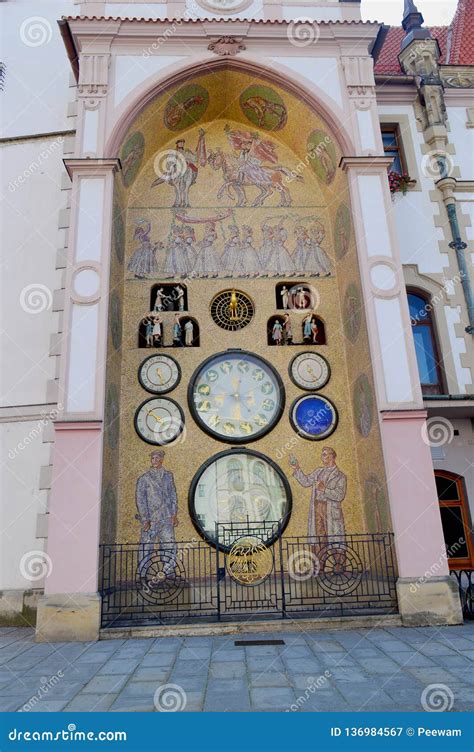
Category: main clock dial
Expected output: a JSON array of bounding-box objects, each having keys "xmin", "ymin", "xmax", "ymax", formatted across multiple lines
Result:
[
  {"xmin": 289, "ymin": 352, "xmax": 330, "ymax": 391},
  {"xmin": 138, "ymin": 354, "xmax": 181, "ymax": 394},
  {"xmin": 134, "ymin": 397, "xmax": 184, "ymax": 445},
  {"xmin": 188, "ymin": 351, "xmax": 284, "ymax": 443}
]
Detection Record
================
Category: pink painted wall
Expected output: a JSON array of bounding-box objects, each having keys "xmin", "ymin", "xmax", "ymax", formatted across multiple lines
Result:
[
  {"xmin": 380, "ymin": 411, "xmax": 449, "ymax": 579},
  {"xmin": 44, "ymin": 422, "xmax": 103, "ymax": 594}
]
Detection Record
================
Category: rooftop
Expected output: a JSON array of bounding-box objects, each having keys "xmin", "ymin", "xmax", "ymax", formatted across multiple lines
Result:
[{"xmin": 375, "ymin": 0, "xmax": 474, "ymax": 75}]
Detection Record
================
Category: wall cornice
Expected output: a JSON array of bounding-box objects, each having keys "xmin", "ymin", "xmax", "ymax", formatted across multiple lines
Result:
[
  {"xmin": 64, "ymin": 16, "xmax": 381, "ymax": 50},
  {"xmin": 63, "ymin": 157, "xmax": 121, "ymax": 180}
]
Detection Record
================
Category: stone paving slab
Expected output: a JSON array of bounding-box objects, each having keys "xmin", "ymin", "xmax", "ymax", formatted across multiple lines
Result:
[{"xmin": 0, "ymin": 623, "xmax": 473, "ymax": 712}]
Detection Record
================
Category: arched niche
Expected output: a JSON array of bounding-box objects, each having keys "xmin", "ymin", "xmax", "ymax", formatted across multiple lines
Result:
[
  {"xmin": 175, "ymin": 315, "xmax": 200, "ymax": 348},
  {"xmin": 150, "ymin": 283, "xmax": 188, "ymax": 312},
  {"xmin": 302, "ymin": 313, "xmax": 326, "ymax": 345}
]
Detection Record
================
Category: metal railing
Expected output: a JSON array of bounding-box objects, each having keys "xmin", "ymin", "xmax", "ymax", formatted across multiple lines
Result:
[
  {"xmin": 450, "ymin": 569, "xmax": 474, "ymax": 620},
  {"xmin": 99, "ymin": 531, "xmax": 398, "ymax": 629}
]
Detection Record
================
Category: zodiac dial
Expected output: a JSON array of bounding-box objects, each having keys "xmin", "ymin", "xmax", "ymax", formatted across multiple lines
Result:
[{"xmin": 188, "ymin": 351, "xmax": 285, "ymax": 443}]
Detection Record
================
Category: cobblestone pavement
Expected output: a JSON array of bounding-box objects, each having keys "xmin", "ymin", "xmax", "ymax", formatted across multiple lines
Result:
[{"xmin": 0, "ymin": 622, "xmax": 473, "ymax": 712}]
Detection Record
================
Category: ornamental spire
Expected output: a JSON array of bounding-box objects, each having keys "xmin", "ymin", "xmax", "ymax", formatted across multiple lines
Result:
[{"xmin": 401, "ymin": 0, "xmax": 431, "ymax": 50}]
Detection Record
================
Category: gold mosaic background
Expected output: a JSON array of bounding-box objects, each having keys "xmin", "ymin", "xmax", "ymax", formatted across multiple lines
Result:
[{"xmin": 101, "ymin": 68, "xmax": 393, "ymax": 545}]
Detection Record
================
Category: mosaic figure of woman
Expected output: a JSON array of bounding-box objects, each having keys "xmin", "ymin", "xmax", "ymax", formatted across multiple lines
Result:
[
  {"xmin": 193, "ymin": 223, "xmax": 221, "ymax": 277},
  {"xmin": 258, "ymin": 223, "xmax": 274, "ymax": 272},
  {"xmin": 307, "ymin": 222, "xmax": 332, "ymax": 276},
  {"xmin": 265, "ymin": 222, "xmax": 295, "ymax": 276},
  {"xmin": 221, "ymin": 225, "xmax": 242, "ymax": 276},
  {"xmin": 127, "ymin": 219, "xmax": 159, "ymax": 278},
  {"xmin": 163, "ymin": 225, "xmax": 196, "ymax": 278},
  {"xmin": 292, "ymin": 225, "xmax": 309, "ymax": 274},
  {"xmin": 240, "ymin": 225, "xmax": 262, "ymax": 276}
]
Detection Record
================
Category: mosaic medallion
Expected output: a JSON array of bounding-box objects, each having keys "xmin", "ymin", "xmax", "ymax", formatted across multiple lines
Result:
[
  {"xmin": 353, "ymin": 373, "xmax": 373, "ymax": 438},
  {"xmin": 240, "ymin": 85, "xmax": 287, "ymax": 131},
  {"xmin": 120, "ymin": 131, "xmax": 145, "ymax": 188},
  {"xmin": 334, "ymin": 203, "xmax": 352, "ymax": 260},
  {"xmin": 164, "ymin": 84, "xmax": 209, "ymax": 131},
  {"xmin": 307, "ymin": 129, "xmax": 337, "ymax": 185},
  {"xmin": 343, "ymin": 282, "xmax": 362, "ymax": 343}
]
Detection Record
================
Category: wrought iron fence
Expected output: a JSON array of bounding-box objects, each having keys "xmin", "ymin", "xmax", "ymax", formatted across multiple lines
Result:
[
  {"xmin": 450, "ymin": 569, "xmax": 474, "ymax": 620},
  {"xmin": 99, "ymin": 531, "xmax": 398, "ymax": 629}
]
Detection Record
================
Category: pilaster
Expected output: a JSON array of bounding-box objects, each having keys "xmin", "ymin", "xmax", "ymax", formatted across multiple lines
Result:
[
  {"xmin": 340, "ymin": 155, "xmax": 462, "ymax": 626},
  {"xmin": 36, "ymin": 157, "xmax": 120, "ymax": 642}
]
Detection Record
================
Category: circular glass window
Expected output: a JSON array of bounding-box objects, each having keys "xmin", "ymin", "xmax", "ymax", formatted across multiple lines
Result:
[{"xmin": 188, "ymin": 449, "xmax": 292, "ymax": 550}]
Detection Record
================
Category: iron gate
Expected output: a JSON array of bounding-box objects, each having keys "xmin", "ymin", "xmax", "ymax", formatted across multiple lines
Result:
[{"xmin": 99, "ymin": 526, "xmax": 397, "ymax": 628}]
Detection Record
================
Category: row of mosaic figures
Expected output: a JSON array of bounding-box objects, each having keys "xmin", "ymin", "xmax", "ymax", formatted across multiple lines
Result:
[{"xmin": 127, "ymin": 219, "xmax": 334, "ymax": 279}]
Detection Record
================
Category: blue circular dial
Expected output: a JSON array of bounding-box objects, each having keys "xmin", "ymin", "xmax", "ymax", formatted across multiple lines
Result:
[{"xmin": 290, "ymin": 394, "xmax": 338, "ymax": 440}]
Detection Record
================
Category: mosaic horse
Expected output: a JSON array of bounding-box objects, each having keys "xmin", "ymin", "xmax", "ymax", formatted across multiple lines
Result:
[{"xmin": 207, "ymin": 148, "xmax": 298, "ymax": 207}]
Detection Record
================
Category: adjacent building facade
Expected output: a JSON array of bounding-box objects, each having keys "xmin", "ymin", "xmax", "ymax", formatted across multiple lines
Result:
[{"xmin": 0, "ymin": 0, "xmax": 472, "ymax": 641}]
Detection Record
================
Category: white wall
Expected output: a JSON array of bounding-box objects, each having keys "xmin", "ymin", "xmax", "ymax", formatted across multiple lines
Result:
[
  {"xmin": 0, "ymin": 1, "xmax": 73, "ymax": 597},
  {"xmin": 0, "ymin": 421, "xmax": 50, "ymax": 590},
  {"xmin": 0, "ymin": 139, "xmax": 64, "ymax": 407},
  {"xmin": 0, "ymin": 1, "xmax": 75, "ymax": 139},
  {"xmin": 377, "ymin": 105, "xmax": 448, "ymax": 274},
  {"xmin": 447, "ymin": 107, "xmax": 474, "ymax": 180}
]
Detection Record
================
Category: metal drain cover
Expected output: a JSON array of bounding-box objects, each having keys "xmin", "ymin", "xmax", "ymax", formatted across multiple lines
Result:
[{"xmin": 234, "ymin": 639, "xmax": 285, "ymax": 646}]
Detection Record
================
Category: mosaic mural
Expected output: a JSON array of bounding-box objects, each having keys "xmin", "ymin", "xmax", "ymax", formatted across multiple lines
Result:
[
  {"xmin": 127, "ymin": 210, "xmax": 333, "ymax": 279},
  {"xmin": 104, "ymin": 68, "xmax": 392, "ymax": 550}
]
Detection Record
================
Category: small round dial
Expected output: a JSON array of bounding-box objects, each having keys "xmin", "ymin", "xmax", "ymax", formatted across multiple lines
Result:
[
  {"xmin": 290, "ymin": 394, "xmax": 338, "ymax": 441},
  {"xmin": 188, "ymin": 350, "xmax": 284, "ymax": 443},
  {"xmin": 138, "ymin": 354, "xmax": 181, "ymax": 394},
  {"xmin": 289, "ymin": 352, "xmax": 330, "ymax": 391},
  {"xmin": 134, "ymin": 397, "xmax": 184, "ymax": 445}
]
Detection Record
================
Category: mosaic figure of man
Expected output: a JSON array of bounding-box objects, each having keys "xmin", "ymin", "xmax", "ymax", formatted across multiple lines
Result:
[
  {"xmin": 136, "ymin": 450, "xmax": 178, "ymax": 575},
  {"xmin": 290, "ymin": 447, "xmax": 346, "ymax": 539}
]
